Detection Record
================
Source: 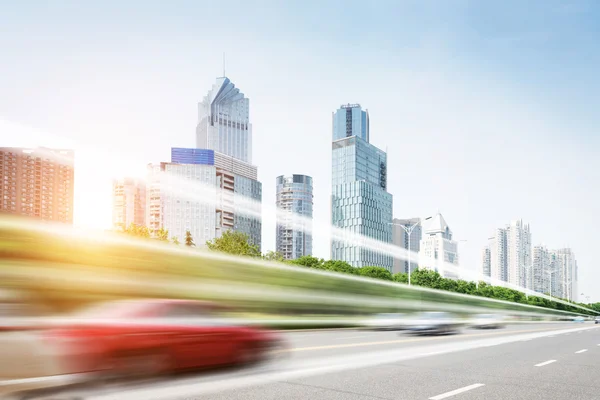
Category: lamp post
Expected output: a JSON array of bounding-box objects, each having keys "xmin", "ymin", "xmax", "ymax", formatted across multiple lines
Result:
[{"xmin": 389, "ymin": 216, "xmax": 431, "ymax": 286}]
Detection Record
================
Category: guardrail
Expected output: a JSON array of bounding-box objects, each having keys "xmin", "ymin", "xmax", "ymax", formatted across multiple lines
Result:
[{"xmin": 0, "ymin": 216, "xmax": 596, "ymax": 320}]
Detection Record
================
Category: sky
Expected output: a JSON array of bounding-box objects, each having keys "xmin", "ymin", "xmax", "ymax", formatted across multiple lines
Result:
[{"xmin": 1, "ymin": 0, "xmax": 599, "ymax": 301}]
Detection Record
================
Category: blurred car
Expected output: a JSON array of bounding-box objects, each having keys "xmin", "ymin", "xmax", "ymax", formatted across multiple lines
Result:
[
  {"xmin": 469, "ymin": 314, "xmax": 505, "ymax": 329},
  {"xmin": 0, "ymin": 298, "xmax": 284, "ymax": 397},
  {"xmin": 573, "ymin": 316, "xmax": 585, "ymax": 323},
  {"xmin": 404, "ymin": 312, "xmax": 463, "ymax": 335},
  {"xmin": 362, "ymin": 313, "xmax": 406, "ymax": 331},
  {"xmin": 595, "ymin": 316, "xmax": 600, "ymax": 324}
]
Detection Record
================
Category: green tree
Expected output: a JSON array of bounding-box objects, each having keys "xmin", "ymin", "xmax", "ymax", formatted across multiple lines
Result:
[
  {"xmin": 290, "ymin": 255, "xmax": 325, "ymax": 269},
  {"xmin": 393, "ymin": 272, "xmax": 409, "ymax": 284},
  {"xmin": 264, "ymin": 250, "xmax": 285, "ymax": 262},
  {"xmin": 172, "ymin": 236, "xmax": 180, "ymax": 245},
  {"xmin": 156, "ymin": 227, "xmax": 169, "ymax": 242},
  {"xmin": 185, "ymin": 230, "xmax": 195, "ymax": 247},
  {"xmin": 322, "ymin": 260, "xmax": 359, "ymax": 275},
  {"xmin": 358, "ymin": 266, "xmax": 393, "ymax": 281},
  {"xmin": 205, "ymin": 230, "xmax": 260, "ymax": 257},
  {"xmin": 410, "ymin": 269, "xmax": 443, "ymax": 288},
  {"xmin": 123, "ymin": 223, "xmax": 150, "ymax": 238}
]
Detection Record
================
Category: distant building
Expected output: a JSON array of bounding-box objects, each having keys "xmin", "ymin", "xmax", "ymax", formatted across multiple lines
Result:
[
  {"xmin": 330, "ymin": 104, "xmax": 393, "ymax": 270},
  {"xmin": 0, "ymin": 147, "xmax": 74, "ymax": 224},
  {"xmin": 552, "ymin": 248, "xmax": 578, "ymax": 301},
  {"xmin": 532, "ymin": 245, "xmax": 550, "ymax": 294},
  {"xmin": 484, "ymin": 219, "xmax": 532, "ymax": 289},
  {"xmin": 275, "ymin": 175, "xmax": 313, "ymax": 260},
  {"xmin": 391, "ymin": 218, "xmax": 422, "ymax": 274},
  {"xmin": 481, "ymin": 246, "xmax": 491, "ymax": 278},
  {"xmin": 418, "ymin": 213, "xmax": 459, "ymax": 279},
  {"xmin": 112, "ymin": 178, "xmax": 146, "ymax": 231}
]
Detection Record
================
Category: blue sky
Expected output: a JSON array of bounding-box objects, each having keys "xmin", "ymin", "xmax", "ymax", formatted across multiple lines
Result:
[{"xmin": 1, "ymin": 1, "xmax": 599, "ymax": 300}]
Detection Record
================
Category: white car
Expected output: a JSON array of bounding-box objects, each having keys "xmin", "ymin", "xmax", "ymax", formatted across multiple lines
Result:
[
  {"xmin": 470, "ymin": 314, "xmax": 505, "ymax": 329},
  {"xmin": 362, "ymin": 313, "xmax": 406, "ymax": 331}
]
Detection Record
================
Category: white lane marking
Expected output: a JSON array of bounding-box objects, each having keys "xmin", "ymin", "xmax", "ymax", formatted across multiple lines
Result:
[
  {"xmin": 535, "ymin": 360, "xmax": 557, "ymax": 367},
  {"xmin": 429, "ymin": 383, "xmax": 486, "ymax": 400},
  {"xmin": 575, "ymin": 349, "xmax": 588, "ymax": 353}
]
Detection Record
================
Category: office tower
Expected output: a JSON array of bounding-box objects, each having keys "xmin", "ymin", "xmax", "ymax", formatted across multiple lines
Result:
[
  {"xmin": 506, "ymin": 220, "xmax": 532, "ymax": 289},
  {"xmin": 146, "ymin": 161, "xmax": 217, "ymax": 245},
  {"xmin": 418, "ymin": 213, "xmax": 459, "ymax": 279},
  {"xmin": 481, "ymin": 246, "xmax": 491, "ymax": 278},
  {"xmin": 391, "ymin": 218, "xmax": 422, "ymax": 274},
  {"xmin": 196, "ymin": 77, "xmax": 252, "ymax": 163},
  {"xmin": 0, "ymin": 147, "xmax": 74, "ymax": 223},
  {"xmin": 331, "ymin": 104, "xmax": 393, "ymax": 270},
  {"xmin": 488, "ymin": 228, "xmax": 508, "ymax": 282},
  {"xmin": 112, "ymin": 178, "xmax": 146, "ymax": 231},
  {"xmin": 148, "ymin": 148, "xmax": 262, "ymax": 249},
  {"xmin": 532, "ymin": 245, "xmax": 550, "ymax": 294},
  {"xmin": 275, "ymin": 175, "xmax": 313, "ymax": 260}
]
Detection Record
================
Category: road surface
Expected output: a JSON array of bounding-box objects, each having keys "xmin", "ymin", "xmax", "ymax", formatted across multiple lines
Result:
[{"xmin": 20, "ymin": 323, "xmax": 600, "ymax": 400}]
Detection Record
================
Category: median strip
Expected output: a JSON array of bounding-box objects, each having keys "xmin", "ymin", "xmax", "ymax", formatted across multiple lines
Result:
[{"xmin": 429, "ymin": 383, "xmax": 485, "ymax": 400}]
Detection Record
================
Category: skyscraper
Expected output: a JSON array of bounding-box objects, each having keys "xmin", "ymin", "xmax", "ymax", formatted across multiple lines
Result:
[
  {"xmin": 532, "ymin": 245, "xmax": 550, "ymax": 294},
  {"xmin": 553, "ymin": 248, "xmax": 578, "ymax": 301},
  {"xmin": 192, "ymin": 77, "xmax": 262, "ymax": 249},
  {"xmin": 391, "ymin": 218, "xmax": 422, "ymax": 274},
  {"xmin": 506, "ymin": 220, "xmax": 532, "ymax": 289},
  {"xmin": 276, "ymin": 175, "xmax": 313, "ymax": 260},
  {"xmin": 0, "ymin": 147, "xmax": 74, "ymax": 224},
  {"xmin": 112, "ymin": 177, "xmax": 146, "ymax": 231},
  {"xmin": 418, "ymin": 213, "xmax": 459, "ymax": 279},
  {"xmin": 331, "ymin": 104, "xmax": 393, "ymax": 270},
  {"xmin": 488, "ymin": 228, "xmax": 508, "ymax": 282},
  {"xmin": 196, "ymin": 77, "xmax": 252, "ymax": 163}
]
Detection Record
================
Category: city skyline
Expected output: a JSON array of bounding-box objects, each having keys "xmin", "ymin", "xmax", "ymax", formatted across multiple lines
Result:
[{"xmin": 1, "ymin": 1, "xmax": 598, "ymax": 300}]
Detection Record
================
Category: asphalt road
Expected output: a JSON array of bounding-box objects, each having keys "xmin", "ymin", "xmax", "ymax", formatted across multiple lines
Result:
[{"xmin": 22, "ymin": 323, "xmax": 600, "ymax": 400}]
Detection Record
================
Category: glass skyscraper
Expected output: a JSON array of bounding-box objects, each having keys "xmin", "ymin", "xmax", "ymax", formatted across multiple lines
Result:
[
  {"xmin": 276, "ymin": 175, "xmax": 313, "ymax": 260},
  {"xmin": 196, "ymin": 77, "xmax": 252, "ymax": 164},
  {"xmin": 331, "ymin": 104, "xmax": 393, "ymax": 270}
]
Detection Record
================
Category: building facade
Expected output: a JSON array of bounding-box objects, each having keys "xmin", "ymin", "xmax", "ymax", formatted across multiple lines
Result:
[
  {"xmin": 506, "ymin": 220, "xmax": 532, "ymax": 289},
  {"xmin": 418, "ymin": 213, "xmax": 459, "ymax": 279},
  {"xmin": 276, "ymin": 175, "xmax": 313, "ymax": 260},
  {"xmin": 481, "ymin": 246, "xmax": 491, "ymax": 278},
  {"xmin": 553, "ymin": 248, "xmax": 578, "ymax": 301},
  {"xmin": 112, "ymin": 177, "xmax": 146, "ymax": 231},
  {"xmin": 391, "ymin": 218, "xmax": 422, "ymax": 274},
  {"xmin": 331, "ymin": 104, "xmax": 393, "ymax": 270},
  {"xmin": 196, "ymin": 77, "xmax": 252, "ymax": 164},
  {"xmin": 532, "ymin": 245, "xmax": 550, "ymax": 294},
  {"xmin": 0, "ymin": 147, "xmax": 74, "ymax": 224},
  {"xmin": 146, "ymin": 162, "xmax": 217, "ymax": 245}
]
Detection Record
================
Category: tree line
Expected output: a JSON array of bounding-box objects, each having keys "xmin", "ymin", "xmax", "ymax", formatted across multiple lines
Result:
[{"xmin": 122, "ymin": 224, "xmax": 599, "ymax": 316}]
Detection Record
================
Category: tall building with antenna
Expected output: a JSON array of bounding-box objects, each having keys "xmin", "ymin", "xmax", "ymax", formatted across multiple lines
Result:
[{"xmin": 330, "ymin": 104, "xmax": 393, "ymax": 270}]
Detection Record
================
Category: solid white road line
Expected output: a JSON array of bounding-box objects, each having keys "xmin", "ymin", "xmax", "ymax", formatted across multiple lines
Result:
[
  {"xmin": 535, "ymin": 360, "xmax": 557, "ymax": 367},
  {"xmin": 575, "ymin": 349, "xmax": 588, "ymax": 353},
  {"xmin": 429, "ymin": 384, "xmax": 486, "ymax": 400}
]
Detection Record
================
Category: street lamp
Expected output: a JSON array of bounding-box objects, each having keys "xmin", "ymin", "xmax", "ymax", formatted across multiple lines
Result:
[{"xmin": 389, "ymin": 216, "xmax": 432, "ymax": 286}]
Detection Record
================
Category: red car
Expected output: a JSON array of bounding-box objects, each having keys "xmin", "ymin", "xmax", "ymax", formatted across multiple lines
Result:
[{"xmin": 43, "ymin": 299, "xmax": 285, "ymax": 378}]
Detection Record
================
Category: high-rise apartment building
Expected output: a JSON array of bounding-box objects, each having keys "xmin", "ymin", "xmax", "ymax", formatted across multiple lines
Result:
[
  {"xmin": 481, "ymin": 246, "xmax": 491, "ymax": 278},
  {"xmin": 484, "ymin": 220, "xmax": 532, "ymax": 289},
  {"xmin": 0, "ymin": 147, "xmax": 74, "ymax": 223},
  {"xmin": 418, "ymin": 213, "xmax": 459, "ymax": 279},
  {"xmin": 196, "ymin": 77, "xmax": 252, "ymax": 163},
  {"xmin": 112, "ymin": 178, "xmax": 146, "ymax": 231},
  {"xmin": 532, "ymin": 245, "xmax": 550, "ymax": 294},
  {"xmin": 391, "ymin": 218, "xmax": 422, "ymax": 274},
  {"xmin": 331, "ymin": 104, "xmax": 393, "ymax": 270},
  {"xmin": 553, "ymin": 248, "xmax": 578, "ymax": 301},
  {"xmin": 506, "ymin": 220, "xmax": 532, "ymax": 289},
  {"xmin": 275, "ymin": 175, "xmax": 313, "ymax": 260}
]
